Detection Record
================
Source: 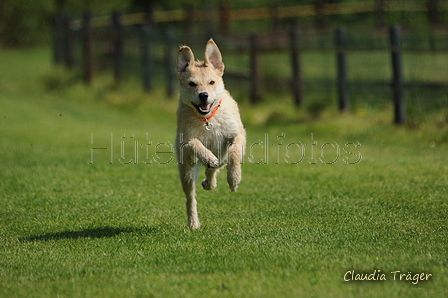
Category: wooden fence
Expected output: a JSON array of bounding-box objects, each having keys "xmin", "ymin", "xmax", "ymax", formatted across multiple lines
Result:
[
  {"xmin": 67, "ymin": 0, "xmax": 448, "ymax": 31},
  {"xmin": 53, "ymin": 1, "xmax": 448, "ymax": 125}
]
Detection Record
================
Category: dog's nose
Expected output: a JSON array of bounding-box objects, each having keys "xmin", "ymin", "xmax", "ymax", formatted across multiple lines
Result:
[{"xmin": 198, "ymin": 92, "xmax": 208, "ymax": 102}]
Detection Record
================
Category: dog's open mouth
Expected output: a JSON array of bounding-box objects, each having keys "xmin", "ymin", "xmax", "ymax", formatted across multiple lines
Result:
[{"xmin": 192, "ymin": 102, "xmax": 213, "ymax": 115}]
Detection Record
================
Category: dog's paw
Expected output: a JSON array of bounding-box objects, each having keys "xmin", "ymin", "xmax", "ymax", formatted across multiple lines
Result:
[
  {"xmin": 228, "ymin": 174, "xmax": 240, "ymax": 191},
  {"xmin": 202, "ymin": 179, "xmax": 217, "ymax": 190},
  {"xmin": 188, "ymin": 220, "xmax": 201, "ymax": 230},
  {"xmin": 207, "ymin": 158, "xmax": 219, "ymax": 168}
]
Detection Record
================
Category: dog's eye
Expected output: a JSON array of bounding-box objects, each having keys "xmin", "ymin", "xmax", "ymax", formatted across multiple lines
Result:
[
  {"xmin": 209, "ymin": 81, "xmax": 215, "ymax": 85},
  {"xmin": 188, "ymin": 82, "xmax": 197, "ymax": 87}
]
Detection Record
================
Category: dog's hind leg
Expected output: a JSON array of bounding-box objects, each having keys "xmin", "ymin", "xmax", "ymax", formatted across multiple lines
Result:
[
  {"xmin": 179, "ymin": 163, "xmax": 201, "ymax": 229},
  {"xmin": 226, "ymin": 135, "xmax": 245, "ymax": 192}
]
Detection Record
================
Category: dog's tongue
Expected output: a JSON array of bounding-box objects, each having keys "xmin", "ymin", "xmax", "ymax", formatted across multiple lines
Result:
[{"xmin": 199, "ymin": 103, "xmax": 212, "ymax": 112}]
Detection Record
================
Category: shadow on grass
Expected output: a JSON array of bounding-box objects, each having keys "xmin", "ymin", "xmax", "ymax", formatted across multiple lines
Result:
[{"xmin": 21, "ymin": 226, "xmax": 162, "ymax": 242}]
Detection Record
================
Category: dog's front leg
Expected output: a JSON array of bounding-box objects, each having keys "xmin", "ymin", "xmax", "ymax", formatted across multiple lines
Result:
[
  {"xmin": 180, "ymin": 138, "xmax": 219, "ymax": 168},
  {"xmin": 178, "ymin": 138, "xmax": 218, "ymax": 229},
  {"xmin": 178, "ymin": 163, "xmax": 201, "ymax": 229}
]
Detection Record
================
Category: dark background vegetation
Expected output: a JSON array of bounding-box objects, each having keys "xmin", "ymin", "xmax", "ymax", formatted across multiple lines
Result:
[{"xmin": 1, "ymin": 0, "xmax": 447, "ymax": 47}]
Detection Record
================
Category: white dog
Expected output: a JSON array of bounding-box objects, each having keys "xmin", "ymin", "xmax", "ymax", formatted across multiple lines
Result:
[{"xmin": 175, "ymin": 39, "xmax": 246, "ymax": 229}]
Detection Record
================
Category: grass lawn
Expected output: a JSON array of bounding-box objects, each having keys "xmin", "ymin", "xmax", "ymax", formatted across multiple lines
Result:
[{"xmin": 0, "ymin": 47, "xmax": 447, "ymax": 297}]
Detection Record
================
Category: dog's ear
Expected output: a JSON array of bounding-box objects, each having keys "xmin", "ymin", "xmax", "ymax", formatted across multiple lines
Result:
[
  {"xmin": 204, "ymin": 39, "xmax": 225, "ymax": 76},
  {"xmin": 177, "ymin": 46, "xmax": 194, "ymax": 75}
]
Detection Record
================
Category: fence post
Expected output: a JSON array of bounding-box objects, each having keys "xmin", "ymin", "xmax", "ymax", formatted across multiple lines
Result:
[
  {"xmin": 112, "ymin": 10, "xmax": 124, "ymax": 84},
  {"xmin": 271, "ymin": 3, "xmax": 281, "ymax": 33},
  {"xmin": 290, "ymin": 24, "xmax": 303, "ymax": 107},
  {"xmin": 389, "ymin": 25, "xmax": 406, "ymax": 125},
  {"xmin": 315, "ymin": 0, "xmax": 328, "ymax": 31},
  {"xmin": 165, "ymin": 27, "xmax": 176, "ymax": 98},
  {"xmin": 335, "ymin": 27, "xmax": 349, "ymax": 112},
  {"xmin": 82, "ymin": 10, "xmax": 93, "ymax": 85},
  {"xmin": 220, "ymin": 2, "xmax": 230, "ymax": 35},
  {"xmin": 141, "ymin": 24, "xmax": 152, "ymax": 92},
  {"xmin": 250, "ymin": 34, "xmax": 261, "ymax": 104},
  {"xmin": 53, "ymin": 12, "xmax": 65, "ymax": 65},
  {"xmin": 62, "ymin": 13, "xmax": 74, "ymax": 68},
  {"xmin": 185, "ymin": 4, "xmax": 195, "ymax": 41},
  {"xmin": 427, "ymin": 0, "xmax": 441, "ymax": 27},
  {"xmin": 375, "ymin": 0, "xmax": 386, "ymax": 29}
]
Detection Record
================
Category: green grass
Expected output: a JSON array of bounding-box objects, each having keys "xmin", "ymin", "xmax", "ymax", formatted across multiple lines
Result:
[{"xmin": 1, "ymin": 47, "xmax": 448, "ymax": 297}]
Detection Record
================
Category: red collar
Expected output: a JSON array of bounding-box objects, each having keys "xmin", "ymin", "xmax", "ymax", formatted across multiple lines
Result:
[{"xmin": 193, "ymin": 99, "xmax": 223, "ymax": 122}]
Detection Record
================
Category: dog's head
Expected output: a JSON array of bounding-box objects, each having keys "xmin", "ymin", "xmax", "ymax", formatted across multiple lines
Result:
[{"xmin": 176, "ymin": 39, "xmax": 225, "ymax": 116}]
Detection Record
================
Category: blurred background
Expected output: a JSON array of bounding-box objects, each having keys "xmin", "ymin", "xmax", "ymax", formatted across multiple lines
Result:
[{"xmin": 1, "ymin": 0, "xmax": 447, "ymax": 126}]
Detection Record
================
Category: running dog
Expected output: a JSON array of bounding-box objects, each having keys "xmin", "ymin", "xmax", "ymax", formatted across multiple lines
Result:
[{"xmin": 175, "ymin": 39, "xmax": 246, "ymax": 229}]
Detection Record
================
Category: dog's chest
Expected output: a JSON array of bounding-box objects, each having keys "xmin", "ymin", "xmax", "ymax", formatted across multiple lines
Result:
[
  {"xmin": 199, "ymin": 125, "xmax": 230, "ymax": 151},
  {"xmin": 200, "ymin": 117, "xmax": 238, "ymax": 150}
]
